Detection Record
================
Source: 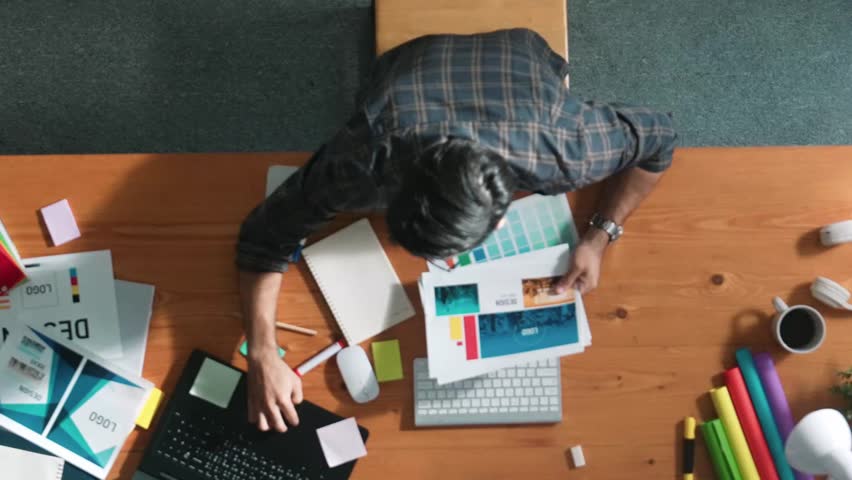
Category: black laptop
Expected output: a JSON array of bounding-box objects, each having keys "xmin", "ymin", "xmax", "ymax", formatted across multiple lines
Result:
[{"xmin": 133, "ymin": 350, "xmax": 369, "ymax": 480}]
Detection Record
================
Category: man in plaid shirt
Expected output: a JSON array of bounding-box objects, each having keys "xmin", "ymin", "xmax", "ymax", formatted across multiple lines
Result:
[{"xmin": 237, "ymin": 28, "xmax": 676, "ymax": 432}]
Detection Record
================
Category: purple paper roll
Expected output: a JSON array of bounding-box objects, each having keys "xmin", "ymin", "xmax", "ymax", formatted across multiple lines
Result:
[{"xmin": 754, "ymin": 352, "xmax": 813, "ymax": 480}]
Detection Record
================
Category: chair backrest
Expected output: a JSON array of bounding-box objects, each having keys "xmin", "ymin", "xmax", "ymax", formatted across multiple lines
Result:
[{"xmin": 375, "ymin": 0, "xmax": 568, "ymax": 60}]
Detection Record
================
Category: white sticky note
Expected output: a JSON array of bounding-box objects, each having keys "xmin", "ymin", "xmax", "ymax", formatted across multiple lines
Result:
[
  {"xmin": 40, "ymin": 199, "xmax": 81, "ymax": 246},
  {"xmin": 265, "ymin": 165, "xmax": 299, "ymax": 198},
  {"xmin": 316, "ymin": 417, "xmax": 367, "ymax": 468},
  {"xmin": 189, "ymin": 358, "xmax": 242, "ymax": 408}
]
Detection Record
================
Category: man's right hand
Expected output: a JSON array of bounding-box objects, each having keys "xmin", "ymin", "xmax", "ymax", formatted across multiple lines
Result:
[{"xmin": 246, "ymin": 347, "xmax": 303, "ymax": 432}]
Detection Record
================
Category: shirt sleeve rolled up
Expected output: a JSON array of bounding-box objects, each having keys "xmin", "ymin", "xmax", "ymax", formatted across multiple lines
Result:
[{"xmin": 581, "ymin": 102, "xmax": 677, "ymax": 179}]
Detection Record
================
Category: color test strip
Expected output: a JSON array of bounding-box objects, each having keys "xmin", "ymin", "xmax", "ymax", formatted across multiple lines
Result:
[
  {"xmin": 449, "ymin": 317, "xmax": 463, "ymax": 341},
  {"xmin": 463, "ymin": 315, "xmax": 478, "ymax": 360},
  {"xmin": 69, "ymin": 267, "xmax": 80, "ymax": 303}
]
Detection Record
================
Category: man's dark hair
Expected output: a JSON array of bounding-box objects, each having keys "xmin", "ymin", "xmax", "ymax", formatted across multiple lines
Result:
[{"xmin": 387, "ymin": 138, "xmax": 516, "ymax": 259}]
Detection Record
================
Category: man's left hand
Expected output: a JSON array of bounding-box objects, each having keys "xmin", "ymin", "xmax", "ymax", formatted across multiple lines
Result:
[{"xmin": 557, "ymin": 229, "xmax": 609, "ymax": 295}]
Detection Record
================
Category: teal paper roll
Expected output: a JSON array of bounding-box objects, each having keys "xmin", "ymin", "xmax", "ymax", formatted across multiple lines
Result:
[{"xmin": 736, "ymin": 348, "xmax": 795, "ymax": 480}]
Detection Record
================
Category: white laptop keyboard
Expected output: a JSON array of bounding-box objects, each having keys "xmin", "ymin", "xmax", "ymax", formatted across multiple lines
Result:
[{"xmin": 413, "ymin": 358, "xmax": 562, "ymax": 426}]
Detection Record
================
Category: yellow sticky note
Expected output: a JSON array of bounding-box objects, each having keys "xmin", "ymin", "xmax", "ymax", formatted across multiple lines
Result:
[
  {"xmin": 371, "ymin": 339, "xmax": 403, "ymax": 382},
  {"xmin": 449, "ymin": 316, "xmax": 463, "ymax": 341},
  {"xmin": 135, "ymin": 388, "xmax": 164, "ymax": 429}
]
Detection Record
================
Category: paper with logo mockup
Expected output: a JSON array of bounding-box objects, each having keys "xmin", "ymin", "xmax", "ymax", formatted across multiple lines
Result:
[
  {"xmin": 0, "ymin": 323, "xmax": 152, "ymax": 479},
  {"xmin": 0, "ymin": 251, "xmax": 123, "ymax": 359}
]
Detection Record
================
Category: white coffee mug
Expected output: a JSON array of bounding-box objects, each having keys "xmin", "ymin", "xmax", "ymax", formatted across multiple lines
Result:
[{"xmin": 772, "ymin": 297, "xmax": 826, "ymax": 354}]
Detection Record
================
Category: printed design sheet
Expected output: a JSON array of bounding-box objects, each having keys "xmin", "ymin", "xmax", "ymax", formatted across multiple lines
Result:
[
  {"xmin": 421, "ymin": 257, "xmax": 591, "ymax": 384},
  {"xmin": 0, "ymin": 325, "xmax": 151, "ymax": 479},
  {"xmin": 0, "ymin": 251, "xmax": 123, "ymax": 359}
]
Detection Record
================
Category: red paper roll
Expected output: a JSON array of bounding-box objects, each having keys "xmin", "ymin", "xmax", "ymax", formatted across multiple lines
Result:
[{"xmin": 724, "ymin": 367, "xmax": 780, "ymax": 480}]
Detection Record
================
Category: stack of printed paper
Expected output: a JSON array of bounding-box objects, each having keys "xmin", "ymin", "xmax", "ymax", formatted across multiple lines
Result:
[
  {"xmin": 428, "ymin": 194, "xmax": 579, "ymax": 272},
  {"xmin": 0, "ymin": 250, "xmax": 124, "ymax": 359},
  {"xmin": 0, "ymin": 323, "xmax": 153, "ymax": 479},
  {"xmin": 419, "ymin": 194, "xmax": 592, "ymax": 384},
  {"xmin": 0, "ymin": 249, "xmax": 155, "ymax": 375}
]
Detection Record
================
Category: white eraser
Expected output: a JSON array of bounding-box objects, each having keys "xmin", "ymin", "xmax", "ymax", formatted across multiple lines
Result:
[{"xmin": 570, "ymin": 445, "xmax": 586, "ymax": 468}]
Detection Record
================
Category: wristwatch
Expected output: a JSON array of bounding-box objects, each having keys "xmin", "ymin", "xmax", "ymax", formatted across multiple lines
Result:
[{"xmin": 589, "ymin": 213, "xmax": 624, "ymax": 243}]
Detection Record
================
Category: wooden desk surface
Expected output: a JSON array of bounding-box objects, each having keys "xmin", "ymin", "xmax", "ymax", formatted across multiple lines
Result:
[{"xmin": 0, "ymin": 147, "xmax": 848, "ymax": 479}]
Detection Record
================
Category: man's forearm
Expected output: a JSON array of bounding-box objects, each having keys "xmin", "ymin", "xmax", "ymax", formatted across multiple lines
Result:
[
  {"xmin": 596, "ymin": 166, "xmax": 664, "ymax": 226},
  {"xmin": 239, "ymin": 271, "xmax": 284, "ymax": 357}
]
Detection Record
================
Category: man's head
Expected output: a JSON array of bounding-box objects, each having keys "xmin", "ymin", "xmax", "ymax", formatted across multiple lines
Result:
[{"xmin": 387, "ymin": 138, "xmax": 516, "ymax": 260}]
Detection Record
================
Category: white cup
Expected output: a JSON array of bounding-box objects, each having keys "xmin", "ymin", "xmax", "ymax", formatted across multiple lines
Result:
[{"xmin": 772, "ymin": 297, "xmax": 826, "ymax": 354}]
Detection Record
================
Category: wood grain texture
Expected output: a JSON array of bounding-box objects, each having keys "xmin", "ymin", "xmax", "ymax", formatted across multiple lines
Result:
[
  {"xmin": 0, "ymin": 147, "xmax": 848, "ymax": 479},
  {"xmin": 375, "ymin": 0, "xmax": 569, "ymax": 60}
]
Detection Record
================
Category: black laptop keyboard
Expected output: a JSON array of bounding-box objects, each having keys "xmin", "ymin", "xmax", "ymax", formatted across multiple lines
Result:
[{"xmin": 156, "ymin": 410, "xmax": 326, "ymax": 480}]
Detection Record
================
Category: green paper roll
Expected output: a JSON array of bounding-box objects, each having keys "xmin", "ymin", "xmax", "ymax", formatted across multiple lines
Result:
[
  {"xmin": 710, "ymin": 386, "xmax": 760, "ymax": 480},
  {"xmin": 702, "ymin": 419, "xmax": 744, "ymax": 480},
  {"xmin": 736, "ymin": 348, "xmax": 796, "ymax": 480}
]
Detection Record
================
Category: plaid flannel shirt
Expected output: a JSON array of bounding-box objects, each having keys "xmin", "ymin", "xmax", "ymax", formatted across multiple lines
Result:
[{"xmin": 238, "ymin": 28, "xmax": 676, "ymax": 272}]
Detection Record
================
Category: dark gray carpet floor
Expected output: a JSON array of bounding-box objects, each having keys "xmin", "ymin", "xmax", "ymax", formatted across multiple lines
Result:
[
  {"xmin": 0, "ymin": 0, "xmax": 374, "ymax": 154},
  {"xmin": 568, "ymin": 0, "xmax": 852, "ymax": 146},
  {"xmin": 1, "ymin": 0, "xmax": 849, "ymax": 154}
]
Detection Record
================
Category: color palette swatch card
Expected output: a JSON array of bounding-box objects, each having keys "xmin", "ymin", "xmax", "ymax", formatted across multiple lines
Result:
[
  {"xmin": 430, "ymin": 194, "xmax": 578, "ymax": 272},
  {"xmin": 420, "ymin": 254, "xmax": 590, "ymax": 384},
  {"xmin": 0, "ymin": 323, "xmax": 153, "ymax": 479},
  {"xmin": 0, "ymin": 216, "xmax": 23, "ymax": 264},
  {"xmin": 0, "ymin": 248, "xmax": 25, "ymax": 295},
  {"xmin": 0, "ymin": 217, "xmax": 26, "ymax": 294},
  {"xmin": 0, "ymin": 251, "xmax": 123, "ymax": 359}
]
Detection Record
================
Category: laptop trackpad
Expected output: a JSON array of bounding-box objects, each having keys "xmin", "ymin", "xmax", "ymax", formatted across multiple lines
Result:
[
  {"xmin": 189, "ymin": 358, "xmax": 242, "ymax": 409},
  {"xmin": 132, "ymin": 471, "xmax": 161, "ymax": 480}
]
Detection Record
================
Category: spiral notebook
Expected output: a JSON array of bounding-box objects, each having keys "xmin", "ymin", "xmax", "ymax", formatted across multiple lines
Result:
[
  {"xmin": 0, "ymin": 445, "xmax": 65, "ymax": 480},
  {"xmin": 302, "ymin": 219, "xmax": 415, "ymax": 345}
]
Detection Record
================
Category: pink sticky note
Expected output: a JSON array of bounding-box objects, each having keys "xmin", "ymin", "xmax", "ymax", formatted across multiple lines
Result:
[
  {"xmin": 316, "ymin": 417, "xmax": 367, "ymax": 468},
  {"xmin": 40, "ymin": 199, "xmax": 81, "ymax": 246}
]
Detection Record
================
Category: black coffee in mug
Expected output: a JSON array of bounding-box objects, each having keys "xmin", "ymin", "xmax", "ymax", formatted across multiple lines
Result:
[
  {"xmin": 772, "ymin": 297, "xmax": 825, "ymax": 353},
  {"xmin": 779, "ymin": 309, "xmax": 817, "ymax": 349}
]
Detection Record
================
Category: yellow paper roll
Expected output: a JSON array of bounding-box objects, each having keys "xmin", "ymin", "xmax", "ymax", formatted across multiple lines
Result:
[{"xmin": 710, "ymin": 386, "xmax": 760, "ymax": 480}]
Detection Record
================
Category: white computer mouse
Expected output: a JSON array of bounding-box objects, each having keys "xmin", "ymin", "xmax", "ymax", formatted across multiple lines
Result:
[
  {"xmin": 820, "ymin": 220, "xmax": 852, "ymax": 246},
  {"xmin": 336, "ymin": 346, "xmax": 380, "ymax": 403}
]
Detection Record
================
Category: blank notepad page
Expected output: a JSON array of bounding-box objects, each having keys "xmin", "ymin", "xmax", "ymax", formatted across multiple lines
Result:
[{"xmin": 302, "ymin": 219, "xmax": 415, "ymax": 345}]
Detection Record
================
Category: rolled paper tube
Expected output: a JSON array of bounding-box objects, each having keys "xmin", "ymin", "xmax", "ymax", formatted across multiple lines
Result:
[
  {"xmin": 701, "ymin": 419, "xmax": 743, "ymax": 480},
  {"xmin": 736, "ymin": 348, "xmax": 796, "ymax": 480},
  {"xmin": 710, "ymin": 386, "xmax": 761, "ymax": 480},
  {"xmin": 753, "ymin": 352, "xmax": 814, "ymax": 480},
  {"xmin": 724, "ymin": 367, "xmax": 780, "ymax": 480}
]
